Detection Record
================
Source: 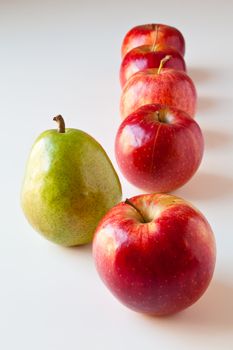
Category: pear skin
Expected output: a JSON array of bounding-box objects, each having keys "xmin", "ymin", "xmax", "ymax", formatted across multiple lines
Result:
[{"xmin": 21, "ymin": 116, "xmax": 122, "ymax": 246}]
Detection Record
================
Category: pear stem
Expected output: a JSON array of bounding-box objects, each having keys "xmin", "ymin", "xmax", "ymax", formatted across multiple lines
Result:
[
  {"xmin": 53, "ymin": 115, "xmax": 65, "ymax": 133},
  {"xmin": 157, "ymin": 55, "xmax": 171, "ymax": 74},
  {"xmin": 125, "ymin": 199, "xmax": 147, "ymax": 223}
]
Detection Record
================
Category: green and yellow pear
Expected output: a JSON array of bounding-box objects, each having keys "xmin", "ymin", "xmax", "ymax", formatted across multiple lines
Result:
[{"xmin": 21, "ymin": 115, "xmax": 122, "ymax": 246}]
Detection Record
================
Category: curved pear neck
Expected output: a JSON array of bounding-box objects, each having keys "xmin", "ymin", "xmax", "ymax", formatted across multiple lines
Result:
[{"xmin": 53, "ymin": 115, "xmax": 65, "ymax": 133}]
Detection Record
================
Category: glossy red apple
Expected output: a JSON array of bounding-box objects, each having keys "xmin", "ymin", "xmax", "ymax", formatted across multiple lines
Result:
[
  {"xmin": 121, "ymin": 23, "xmax": 185, "ymax": 58},
  {"xmin": 115, "ymin": 104, "xmax": 203, "ymax": 193},
  {"xmin": 120, "ymin": 58, "xmax": 197, "ymax": 119},
  {"xmin": 120, "ymin": 45, "xmax": 186, "ymax": 88},
  {"xmin": 93, "ymin": 193, "xmax": 216, "ymax": 316}
]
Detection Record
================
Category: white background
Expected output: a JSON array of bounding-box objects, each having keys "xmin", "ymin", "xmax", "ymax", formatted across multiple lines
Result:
[{"xmin": 0, "ymin": 0, "xmax": 233, "ymax": 349}]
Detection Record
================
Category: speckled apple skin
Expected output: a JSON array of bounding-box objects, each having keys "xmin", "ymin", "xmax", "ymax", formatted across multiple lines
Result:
[
  {"xmin": 21, "ymin": 128, "xmax": 122, "ymax": 246},
  {"xmin": 120, "ymin": 68, "xmax": 197, "ymax": 119},
  {"xmin": 93, "ymin": 193, "xmax": 216, "ymax": 316},
  {"xmin": 115, "ymin": 104, "xmax": 203, "ymax": 193},
  {"xmin": 121, "ymin": 24, "xmax": 185, "ymax": 58},
  {"xmin": 120, "ymin": 45, "xmax": 186, "ymax": 88}
]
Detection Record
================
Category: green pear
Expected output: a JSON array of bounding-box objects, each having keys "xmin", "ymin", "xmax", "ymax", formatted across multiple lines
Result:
[{"xmin": 21, "ymin": 115, "xmax": 122, "ymax": 246}]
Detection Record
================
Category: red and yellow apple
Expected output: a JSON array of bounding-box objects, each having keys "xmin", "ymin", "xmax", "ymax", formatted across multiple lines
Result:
[
  {"xmin": 120, "ymin": 62, "xmax": 197, "ymax": 119},
  {"xmin": 93, "ymin": 193, "xmax": 216, "ymax": 316},
  {"xmin": 115, "ymin": 104, "xmax": 203, "ymax": 193},
  {"xmin": 121, "ymin": 23, "xmax": 185, "ymax": 58},
  {"xmin": 120, "ymin": 45, "xmax": 186, "ymax": 88}
]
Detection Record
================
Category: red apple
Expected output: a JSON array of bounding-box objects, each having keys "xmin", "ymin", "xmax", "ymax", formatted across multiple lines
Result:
[
  {"xmin": 115, "ymin": 104, "xmax": 203, "ymax": 193},
  {"xmin": 120, "ymin": 45, "xmax": 186, "ymax": 88},
  {"xmin": 93, "ymin": 193, "xmax": 216, "ymax": 316},
  {"xmin": 120, "ymin": 61, "xmax": 197, "ymax": 119},
  {"xmin": 121, "ymin": 24, "xmax": 185, "ymax": 58}
]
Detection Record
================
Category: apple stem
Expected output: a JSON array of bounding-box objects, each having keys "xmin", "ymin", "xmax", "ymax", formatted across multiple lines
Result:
[
  {"xmin": 157, "ymin": 55, "xmax": 171, "ymax": 74},
  {"xmin": 155, "ymin": 108, "xmax": 167, "ymax": 123},
  {"xmin": 151, "ymin": 24, "xmax": 159, "ymax": 51},
  {"xmin": 125, "ymin": 199, "xmax": 147, "ymax": 223},
  {"xmin": 156, "ymin": 111, "xmax": 162, "ymax": 122},
  {"xmin": 53, "ymin": 115, "xmax": 65, "ymax": 133}
]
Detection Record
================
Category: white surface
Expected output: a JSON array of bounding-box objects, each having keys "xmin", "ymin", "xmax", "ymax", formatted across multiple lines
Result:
[{"xmin": 0, "ymin": 1, "xmax": 233, "ymax": 349}]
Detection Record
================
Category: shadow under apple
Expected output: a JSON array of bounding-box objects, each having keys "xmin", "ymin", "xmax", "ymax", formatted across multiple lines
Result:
[
  {"xmin": 197, "ymin": 96, "xmax": 217, "ymax": 113},
  {"xmin": 174, "ymin": 172, "xmax": 233, "ymax": 201},
  {"xmin": 196, "ymin": 95, "xmax": 233, "ymax": 114},
  {"xmin": 203, "ymin": 129, "xmax": 233, "ymax": 149},
  {"xmin": 175, "ymin": 280, "xmax": 233, "ymax": 331},
  {"xmin": 141, "ymin": 280, "xmax": 233, "ymax": 334},
  {"xmin": 188, "ymin": 67, "xmax": 214, "ymax": 83}
]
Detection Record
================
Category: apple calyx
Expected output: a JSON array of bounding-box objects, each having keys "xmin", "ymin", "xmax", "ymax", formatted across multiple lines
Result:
[
  {"xmin": 125, "ymin": 198, "xmax": 148, "ymax": 223},
  {"xmin": 53, "ymin": 115, "xmax": 65, "ymax": 133},
  {"xmin": 157, "ymin": 55, "xmax": 171, "ymax": 74}
]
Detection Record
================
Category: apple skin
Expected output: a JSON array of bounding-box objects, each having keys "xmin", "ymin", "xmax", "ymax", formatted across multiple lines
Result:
[
  {"xmin": 93, "ymin": 193, "xmax": 216, "ymax": 316},
  {"xmin": 115, "ymin": 104, "xmax": 203, "ymax": 193},
  {"xmin": 120, "ymin": 68, "xmax": 197, "ymax": 119},
  {"xmin": 121, "ymin": 24, "xmax": 185, "ymax": 58},
  {"xmin": 120, "ymin": 45, "xmax": 186, "ymax": 88}
]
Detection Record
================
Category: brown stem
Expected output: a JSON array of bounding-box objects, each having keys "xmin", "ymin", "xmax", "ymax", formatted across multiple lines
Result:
[
  {"xmin": 157, "ymin": 55, "xmax": 171, "ymax": 74},
  {"xmin": 151, "ymin": 24, "xmax": 159, "ymax": 51},
  {"xmin": 155, "ymin": 110, "xmax": 162, "ymax": 122},
  {"xmin": 53, "ymin": 115, "xmax": 65, "ymax": 133},
  {"xmin": 125, "ymin": 198, "xmax": 147, "ymax": 223},
  {"xmin": 155, "ymin": 108, "xmax": 167, "ymax": 123}
]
